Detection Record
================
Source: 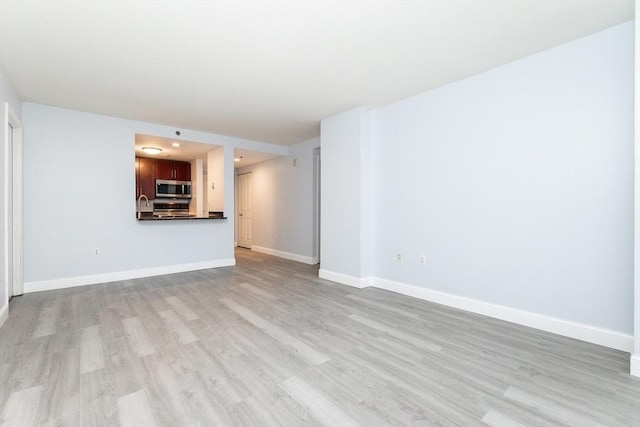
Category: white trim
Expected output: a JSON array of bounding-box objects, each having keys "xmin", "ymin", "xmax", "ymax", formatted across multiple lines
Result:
[
  {"xmin": 2, "ymin": 103, "xmax": 8, "ymax": 310},
  {"xmin": 318, "ymin": 269, "xmax": 371, "ymax": 289},
  {"xmin": 317, "ymin": 271, "xmax": 633, "ymax": 352},
  {"xmin": 0, "ymin": 302, "xmax": 7, "ymax": 328},
  {"xmin": 24, "ymin": 258, "xmax": 236, "ymax": 294},
  {"xmin": 2, "ymin": 101, "xmax": 23, "ymax": 333},
  {"xmin": 632, "ymin": 0, "xmax": 640, "ymax": 377},
  {"xmin": 3, "ymin": 102, "xmax": 23, "ymax": 313},
  {"xmin": 7, "ymin": 103, "xmax": 23, "ymax": 297},
  {"xmin": 371, "ymin": 277, "xmax": 633, "ymax": 353},
  {"xmin": 313, "ymin": 147, "xmax": 321, "ymax": 264},
  {"xmin": 251, "ymin": 245, "xmax": 318, "ymax": 265},
  {"xmin": 631, "ymin": 354, "xmax": 640, "ymax": 377}
]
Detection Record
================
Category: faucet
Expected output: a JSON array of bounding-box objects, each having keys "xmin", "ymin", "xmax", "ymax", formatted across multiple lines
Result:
[{"xmin": 137, "ymin": 194, "xmax": 149, "ymax": 219}]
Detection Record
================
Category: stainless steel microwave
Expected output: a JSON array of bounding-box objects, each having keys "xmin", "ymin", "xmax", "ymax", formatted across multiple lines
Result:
[{"xmin": 156, "ymin": 179, "xmax": 192, "ymax": 199}]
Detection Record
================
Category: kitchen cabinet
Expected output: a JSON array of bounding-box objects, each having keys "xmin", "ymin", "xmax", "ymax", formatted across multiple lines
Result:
[
  {"xmin": 135, "ymin": 157, "xmax": 157, "ymax": 199},
  {"xmin": 174, "ymin": 161, "xmax": 191, "ymax": 181},
  {"xmin": 156, "ymin": 160, "xmax": 191, "ymax": 181}
]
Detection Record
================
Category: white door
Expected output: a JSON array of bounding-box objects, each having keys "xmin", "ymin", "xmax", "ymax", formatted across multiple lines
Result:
[{"xmin": 237, "ymin": 173, "xmax": 252, "ymax": 249}]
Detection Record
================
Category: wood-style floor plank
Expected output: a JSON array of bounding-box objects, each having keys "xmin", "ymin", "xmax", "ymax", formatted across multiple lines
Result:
[
  {"xmin": 122, "ymin": 317, "xmax": 156, "ymax": 357},
  {"xmin": 164, "ymin": 296, "xmax": 199, "ymax": 322},
  {"xmin": 0, "ymin": 385, "xmax": 43, "ymax": 426},
  {"xmin": 281, "ymin": 376, "xmax": 361, "ymax": 427},
  {"xmin": 157, "ymin": 309, "xmax": 199, "ymax": 345},
  {"xmin": 117, "ymin": 389, "xmax": 158, "ymax": 427},
  {"xmin": 79, "ymin": 325, "xmax": 106, "ymax": 375},
  {"xmin": 481, "ymin": 409, "xmax": 527, "ymax": 427},
  {"xmin": 0, "ymin": 248, "xmax": 638, "ymax": 426},
  {"xmin": 220, "ymin": 297, "xmax": 331, "ymax": 366},
  {"xmin": 31, "ymin": 304, "xmax": 58, "ymax": 339}
]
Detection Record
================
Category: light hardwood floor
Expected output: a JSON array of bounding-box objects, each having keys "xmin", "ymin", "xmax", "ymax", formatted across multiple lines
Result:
[{"xmin": 1, "ymin": 248, "xmax": 639, "ymax": 426}]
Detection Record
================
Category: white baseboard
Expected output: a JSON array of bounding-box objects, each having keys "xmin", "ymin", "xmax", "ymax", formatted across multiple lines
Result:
[
  {"xmin": 318, "ymin": 269, "xmax": 371, "ymax": 289},
  {"xmin": 371, "ymin": 277, "xmax": 633, "ymax": 353},
  {"xmin": 251, "ymin": 245, "xmax": 318, "ymax": 265},
  {"xmin": 631, "ymin": 354, "xmax": 640, "ymax": 377},
  {"xmin": 0, "ymin": 303, "xmax": 8, "ymax": 328},
  {"xmin": 317, "ymin": 271, "xmax": 634, "ymax": 353},
  {"xmin": 24, "ymin": 258, "xmax": 236, "ymax": 294}
]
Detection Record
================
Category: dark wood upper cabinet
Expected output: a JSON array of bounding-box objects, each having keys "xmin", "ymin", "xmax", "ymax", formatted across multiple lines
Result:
[
  {"xmin": 156, "ymin": 159, "xmax": 191, "ymax": 181},
  {"xmin": 155, "ymin": 160, "xmax": 174, "ymax": 180},
  {"xmin": 136, "ymin": 157, "xmax": 191, "ymax": 199},
  {"xmin": 174, "ymin": 161, "xmax": 191, "ymax": 181},
  {"xmin": 135, "ymin": 157, "xmax": 157, "ymax": 199}
]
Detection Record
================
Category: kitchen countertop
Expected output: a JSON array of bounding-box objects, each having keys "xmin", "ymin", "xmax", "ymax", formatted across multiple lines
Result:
[{"xmin": 137, "ymin": 213, "xmax": 227, "ymax": 221}]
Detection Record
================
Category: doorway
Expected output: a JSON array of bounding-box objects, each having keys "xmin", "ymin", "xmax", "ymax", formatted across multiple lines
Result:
[
  {"xmin": 4, "ymin": 103, "xmax": 23, "ymax": 300},
  {"xmin": 237, "ymin": 172, "xmax": 252, "ymax": 249}
]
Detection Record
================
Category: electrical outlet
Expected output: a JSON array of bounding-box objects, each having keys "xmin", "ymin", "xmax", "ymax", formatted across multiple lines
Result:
[
  {"xmin": 396, "ymin": 252, "xmax": 403, "ymax": 262},
  {"xmin": 93, "ymin": 248, "xmax": 100, "ymax": 256},
  {"xmin": 419, "ymin": 255, "xmax": 426, "ymax": 265},
  {"xmin": 275, "ymin": 233, "xmax": 278, "ymax": 239}
]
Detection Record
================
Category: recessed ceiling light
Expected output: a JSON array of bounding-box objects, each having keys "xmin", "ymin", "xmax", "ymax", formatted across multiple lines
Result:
[
  {"xmin": 172, "ymin": 142, "xmax": 181, "ymax": 147},
  {"xmin": 234, "ymin": 158, "xmax": 240, "ymax": 162},
  {"xmin": 142, "ymin": 147, "xmax": 162, "ymax": 155}
]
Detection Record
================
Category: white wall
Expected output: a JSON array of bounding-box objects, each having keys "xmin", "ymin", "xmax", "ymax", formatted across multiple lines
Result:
[
  {"xmin": 190, "ymin": 159, "xmax": 206, "ymax": 216},
  {"xmin": 207, "ymin": 146, "xmax": 224, "ymax": 212},
  {"xmin": 632, "ymin": 2, "xmax": 640, "ymax": 377},
  {"xmin": 237, "ymin": 137, "xmax": 320, "ymax": 264},
  {"xmin": 0, "ymin": 64, "xmax": 22, "ymax": 326},
  {"xmin": 321, "ymin": 22, "xmax": 635, "ymax": 350},
  {"xmin": 320, "ymin": 108, "xmax": 372, "ymax": 283},
  {"xmin": 0, "ymin": 65, "xmax": 22, "ymax": 118},
  {"xmin": 21, "ymin": 103, "xmax": 282, "ymax": 290},
  {"xmin": 372, "ymin": 22, "xmax": 634, "ymax": 333}
]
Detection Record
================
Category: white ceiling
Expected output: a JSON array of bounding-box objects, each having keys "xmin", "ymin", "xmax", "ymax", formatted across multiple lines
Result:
[
  {"xmin": 0, "ymin": 1, "xmax": 634, "ymax": 146},
  {"xmin": 135, "ymin": 134, "xmax": 220, "ymax": 162},
  {"xmin": 135, "ymin": 134, "xmax": 281, "ymax": 168}
]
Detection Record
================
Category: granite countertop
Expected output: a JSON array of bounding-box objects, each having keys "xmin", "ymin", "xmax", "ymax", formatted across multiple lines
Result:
[{"xmin": 137, "ymin": 212, "xmax": 227, "ymax": 221}]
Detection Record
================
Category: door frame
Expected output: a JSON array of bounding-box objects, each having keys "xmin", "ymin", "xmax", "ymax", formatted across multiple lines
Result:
[
  {"xmin": 4, "ymin": 102, "xmax": 23, "ymax": 301},
  {"xmin": 632, "ymin": 6, "xmax": 640, "ymax": 378}
]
